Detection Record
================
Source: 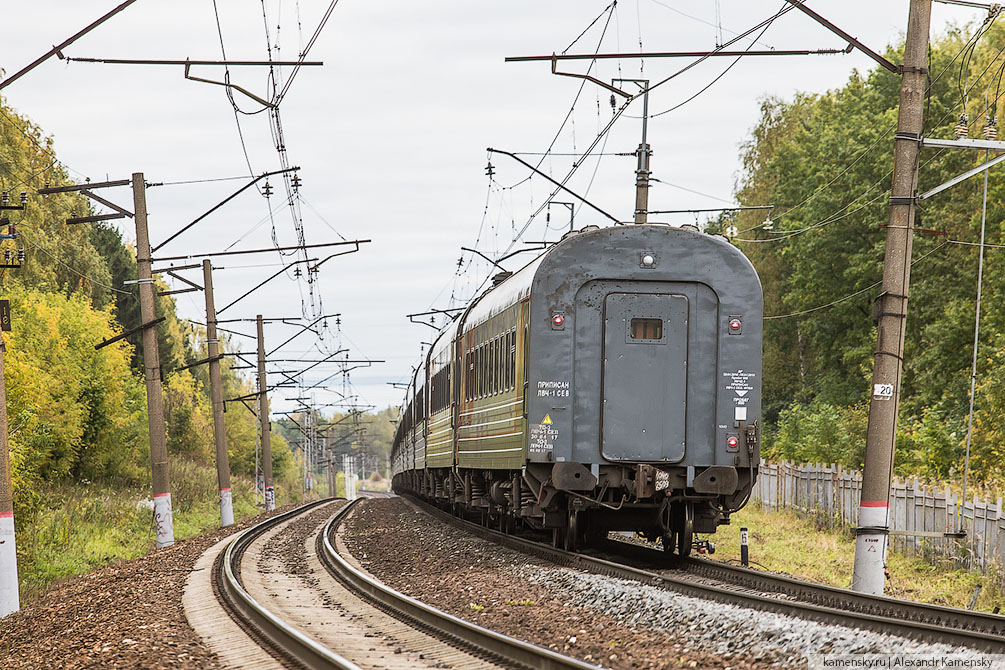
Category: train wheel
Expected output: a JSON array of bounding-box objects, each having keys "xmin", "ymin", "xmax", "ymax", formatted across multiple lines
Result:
[
  {"xmin": 676, "ymin": 502, "xmax": 694, "ymax": 558},
  {"xmin": 552, "ymin": 526, "xmax": 566, "ymax": 549},
  {"xmin": 563, "ymin": 511, "xmax": 579, "ymax": 552}
]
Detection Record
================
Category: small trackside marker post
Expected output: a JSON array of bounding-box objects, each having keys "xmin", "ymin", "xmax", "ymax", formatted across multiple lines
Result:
[{"xmin": 740, "ymin": 527, "xmax": 749, "ymax": 567}]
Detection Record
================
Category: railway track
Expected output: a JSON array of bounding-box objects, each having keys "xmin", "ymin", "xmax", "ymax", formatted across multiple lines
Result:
[
  {"xmin": 213, "ymin": 497, "xmax": 602, "ymax": 669},
  {"xmin": 405, "ymin": 494, "xmax": 1005, "ymax": 651}
]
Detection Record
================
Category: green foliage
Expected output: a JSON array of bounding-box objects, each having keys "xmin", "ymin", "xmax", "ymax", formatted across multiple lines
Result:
[
  {"xmin": 15, "ymin": 459, "xmax": 265, "ymax": 601},
  {"xmin": 767, "ymin": 400, "xmax": 868, "ymax": 468},
  {"xmin": 736, "ymin": 25, "xmax": 1005, "ymax": 485},
  {"xmin": 895, "ymin": 409, "xmax": 963, "ymax": 482},
  {"xmin": 0, "ymin": 99, "xmax": 322, "ymax": 603},
  {"xmin": 5, "ymin": 285, "xmax": 147, "ymax": 517}
]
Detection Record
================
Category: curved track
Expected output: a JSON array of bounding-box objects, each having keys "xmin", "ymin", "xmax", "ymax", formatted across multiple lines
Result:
[
  {"xmin": 405, "ymin": 494, "xmax": 1005, "ymax": 651},
  {"xmin": 214, "ymin": 498, "xmax": 602, "ymax": 669}
]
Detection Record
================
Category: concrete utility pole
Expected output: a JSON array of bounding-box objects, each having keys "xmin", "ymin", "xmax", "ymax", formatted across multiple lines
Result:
[
  {"xmin": 853, "ymin": 0, "xmax": 932, "ymax": 595},
  {"xmin": 203, "ymin": 260, "xmax": 233, "ymax": 526},
  {"xmin": 134, "ymin": 173, "xmax": 174, "ymax": 548},
  {"xmin": 256, "ymin": 315, "xmax": 275, "ymax": 510},
  {"xmin": 0, "ymin": 336, "xmax": 19, "ymax": 618}
]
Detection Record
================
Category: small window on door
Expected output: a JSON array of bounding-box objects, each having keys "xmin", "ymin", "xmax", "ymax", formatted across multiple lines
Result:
[{"xmin": 630, "ymin": 318, "xmax": 663, "ymax": 340}]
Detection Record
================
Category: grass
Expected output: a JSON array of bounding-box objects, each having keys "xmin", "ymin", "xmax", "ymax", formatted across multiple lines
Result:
[
  {"xmin": 14, "ymin": 457, "xmax": 306, "ymax": 603},
  {"xmin": 708, "ymin": 501, "xmax": 1003, "ymax": 612}
]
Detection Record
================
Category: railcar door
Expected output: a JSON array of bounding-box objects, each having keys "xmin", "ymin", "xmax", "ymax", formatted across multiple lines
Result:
[{"xmin": 601, "ymin": 292, "xmax": 688, "ymax": 462}]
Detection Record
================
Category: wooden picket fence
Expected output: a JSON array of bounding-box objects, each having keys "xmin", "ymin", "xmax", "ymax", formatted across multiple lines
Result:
[{"xmin": 753, "ymin": 461, "xmax": 1004, "ymax": 579}]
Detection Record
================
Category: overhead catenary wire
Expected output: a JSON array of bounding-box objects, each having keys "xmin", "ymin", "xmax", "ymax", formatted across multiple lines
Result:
[
  {"xmin": 645, "ymin": 0, "xmax": 776, "ymax": 50},
  {"xmin": 764, "ymin": 241, "xmax": 949, "ymax": 320}
]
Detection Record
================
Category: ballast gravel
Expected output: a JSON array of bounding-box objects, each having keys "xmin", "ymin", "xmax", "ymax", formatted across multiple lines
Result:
[
  {"xmin": 517, "ymin": 565, "xmax": 967, "ymax": 663},
  {"xmin": 343, "ymin": 497, "xmax": 972, "ymax": 670},
  {"xmin": 344, "ymin": 497, "xmax": 766, "ymax": 669}
]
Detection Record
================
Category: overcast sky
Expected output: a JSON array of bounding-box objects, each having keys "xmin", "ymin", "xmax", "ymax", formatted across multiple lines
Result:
[{"xmin": 1, "ymin": 0, "xmax": 984, "ymax": 414}]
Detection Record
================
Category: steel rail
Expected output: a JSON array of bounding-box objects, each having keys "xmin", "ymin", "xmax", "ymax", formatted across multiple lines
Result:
[
  {"xmin": 406, "ymin": 495, "xmax": 1005, "ymax": 650},
  {"xmin": 216, "ymin": 499, "xmax": 363, "ymax": 670},
  {"xmin": 319, "ymin": 499, "xmax": 602, "ymax": 670}
]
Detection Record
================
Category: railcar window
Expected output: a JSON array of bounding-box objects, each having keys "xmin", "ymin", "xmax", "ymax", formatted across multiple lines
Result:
[
  {"xmin": 478, "ymin": 343, "xmax": 485, "ymax": 399},
  {"xmin": 465, "ymin": 350, "xmax": 472, "ymax": 401},
  {"xmin": 495, "ymin": 336, "xmax": 501, "ymax": 395},
  {"xmin": 492, "ymin": 337, "xmax": 499, "ymax": 395},
  {"xmin": 630, "ymin": 318, "xmax": 663, "ymax": 340},
  {"xmin": 508, "ymin": 330, "xmax": 514, "ymax": 390},
  {"xmin": 488, "ymin": 338, "xmax": 494, "ymax": 396},
  {"xmin": 503, "ymin": 332, "xmax": 509, "ymax": 391},
  {"xmin": 484, "ymin": 341, "xmax": 490, "ymax": 397}
]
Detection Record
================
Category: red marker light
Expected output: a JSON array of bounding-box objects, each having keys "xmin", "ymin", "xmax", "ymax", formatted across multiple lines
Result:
[
  {"xmin": 729, "ymin": 319, "xmax": 741, "ymax": 331},
  {"xmin": 727, "ymin": 435, "xmax": 739, "ymax": 448},
  {"xmin": 552, "ymin": 313, "xmax": 565, "ymax": 327}
]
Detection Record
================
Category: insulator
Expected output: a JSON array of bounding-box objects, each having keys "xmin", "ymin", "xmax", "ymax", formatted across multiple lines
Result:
[
  {"xmin": 43, "ymin": 181, "xmax": 50, "ymax": 190},
  {"xmin": 291, "ymin": 174, "xmax": 302, "ymax": 191},
  {"xmin": 984, "ymin": 116, "xmax": 998, "ymax": 140},
  {"xmin": 3, "ymin": 250, "xmax": 10, "ymax": 263},
  {"xmin": 19, "ymin": 192, "xmax": 27, "ymax": 205},
  {"xmin": 955, "ymin": 113, "xmax": 970, "ymax": 138},
  {"xmin": 610, "ymin": 94, "xmax": 616, "ymax": 109},
  {"xmin": 263, "ymin": 181, "xmax": 273, "ymax": 197},
  {"xmin": 1, "ymin": 192, "xmax": 8, "ymax": 205},
  {"xmin": 8, "ymin": 223, "xmax": 16, "ymax": 237},
  {"xmin": 17, "ymin": 249, "xmax": 25, "ymax": 262}
]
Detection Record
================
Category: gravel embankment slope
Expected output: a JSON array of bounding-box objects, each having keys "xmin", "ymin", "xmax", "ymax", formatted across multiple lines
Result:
[{"xmin": 0, "ymin": 505, "xmax": 298, "ymax": 670}]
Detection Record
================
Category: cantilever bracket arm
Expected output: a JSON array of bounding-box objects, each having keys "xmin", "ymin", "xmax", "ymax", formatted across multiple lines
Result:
[
  {"xmin": 460, "ymin": 246, "xmax": 508, "ymax": 271},
  {"xmin": 308, "ymin": 240, "xmax": 370, "ymax": 273},
  {"xmin": 488, "ymin": 148, "xmax": 621, "ymax": 224},
  {"xmin": 918, "ymin": 151, "xmax": 1005, "ymax": 200},
  {"xmin": 497, "ymin": 244, "xmax": 550, "ymax": 264},
  {"xmin": 152, "ymin": 166, "xmax": 300, "ymax": 252},
  {"xmin": 0, "ymin": 0, "xmax": 139, "ymax": 90},
  {"xmin": 215, "ymin": 258, "xmax": 317, "ymax": 315},
  {"xmin": 184, "ymin": 61, "xmax": 274, "ymax": 108},
  {"xmin": 266, "ymin": 313, "xmax": 340, "ymax": 357},
  {"xmin": 782, "ymin": 0, "xmax": 901, "ymax": 74},
  {"xmin": 95, "ymin": 316, "xmax": 165, "ymax": 350},
  {"xmin": 550, "ymin": 55, "xmax": 633, "ymax": 98}
]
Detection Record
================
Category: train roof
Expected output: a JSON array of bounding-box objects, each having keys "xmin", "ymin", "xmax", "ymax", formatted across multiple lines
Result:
[{"xmin": 463, "ymin": 224, "xmax": 758, "ymax": 329}]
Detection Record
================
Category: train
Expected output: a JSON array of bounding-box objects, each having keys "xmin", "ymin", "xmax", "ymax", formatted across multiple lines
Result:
[{"xmin": 391, "ymin": 223, "xmax": 763, "ymax": 556}]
